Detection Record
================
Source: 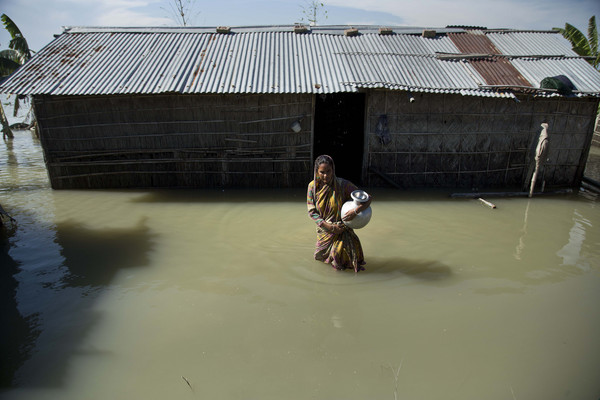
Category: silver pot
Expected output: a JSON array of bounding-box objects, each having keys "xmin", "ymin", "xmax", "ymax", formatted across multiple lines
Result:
[{"xmin": 341, "ymin": 190, "xmax": 372, "ymax": 229}]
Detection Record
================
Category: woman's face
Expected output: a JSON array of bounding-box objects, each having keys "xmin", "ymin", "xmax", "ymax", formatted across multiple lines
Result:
[{"xmin": 317, "ymin": 163, "xmax": 333, "ymax": 185}]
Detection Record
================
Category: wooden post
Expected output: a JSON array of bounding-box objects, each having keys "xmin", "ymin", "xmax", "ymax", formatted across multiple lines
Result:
[{"xmin": 529, "ymin": 123, "xmax": 549, "ymax": 198}]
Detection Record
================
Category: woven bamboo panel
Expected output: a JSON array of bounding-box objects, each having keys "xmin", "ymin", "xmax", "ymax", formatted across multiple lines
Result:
[
  {"xmin": 36, "ymin": 93, "xmax": 314, "ymax": 189},
  {"xmin": 366, "ymin": 91, "xmax": 598, "ymax": 189}
]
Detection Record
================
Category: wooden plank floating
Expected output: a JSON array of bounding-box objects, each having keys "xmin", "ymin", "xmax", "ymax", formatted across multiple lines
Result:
[{"xmin": 478, "ymin": 198, "xmax": 497, "ymax": 209}]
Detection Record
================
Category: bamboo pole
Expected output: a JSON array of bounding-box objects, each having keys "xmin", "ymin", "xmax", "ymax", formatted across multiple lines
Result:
[
  {"xmin": 478, "ymin": 198, "xmax": 497, "ymax": 209},
  {"xmin": 529, "ymin": 123, "xmax": 549, "ymax": 198},
  {"xmin": 450, "ymin": 189, "xmax": 572, "ymax": 198}
]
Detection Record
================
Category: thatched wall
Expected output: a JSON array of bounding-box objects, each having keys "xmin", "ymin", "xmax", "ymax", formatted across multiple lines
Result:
[
  {"xmin": 33, "ymin": 90, "xmax": 598, "ymax": 190},
  {"xmin": 366, "ymin": 91, "xmax": 599, "ymax": 189},
  {"xmin": 34, "ymin": 94, "xmax": 313, "ymax": 189},
  {"xmin": 592, "ymin": 114, "xmax": 600, "ymax": 147}
]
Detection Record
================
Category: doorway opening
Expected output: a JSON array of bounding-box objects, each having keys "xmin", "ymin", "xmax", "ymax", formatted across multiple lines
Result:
[{"xmin": 313, "ymin": 93, "xmax": 366, "ymax": 184}]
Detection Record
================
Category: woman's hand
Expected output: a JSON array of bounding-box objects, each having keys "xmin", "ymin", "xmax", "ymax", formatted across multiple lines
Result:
[
  {"xmin": 326, "ymin": 221, "xmax": 346, "ymax": 234},
  {"xmin": 342, "ymin": 208, "xmax": 358, "ymax": 222},
  {"xmin": 342, "ymin": 195, "xmax": 372, "ymax": 222}
]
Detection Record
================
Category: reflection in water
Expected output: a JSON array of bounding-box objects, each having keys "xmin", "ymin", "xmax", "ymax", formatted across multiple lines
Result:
[
  {"xmin": 288, "ymin": 256, "xmax": 453, "ymax": 287},
  {"xmin": 367, "ymin": 256, "xmax": 453, "ymax": 280},
  {"xmin": 557, "ymin": 210, "xmax": 590, "ymax": 268},
  {"xmin": 4, "ymin": 139, "xmax": 18, "ymax": 187},
  {"xmin": 2, "ymin": 217, "xmax": 155, "ymax": 388},
  {"xmin": 56, "ymin": 218, "xmax": 155, "ymax": 288},
  {"xmin": 513, "ymin": 200, "xmax": 530, "ymax": 260},
  {"xmin": 0, "ymin": 231, "xmax": 40, "ymax": 388},
  {"xmin": 0, "ymin": 132, "xmax": 599, "ymax": 400}
]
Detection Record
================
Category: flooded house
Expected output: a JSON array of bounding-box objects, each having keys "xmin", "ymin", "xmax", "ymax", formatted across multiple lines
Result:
[{"xmin": 1, "ymin": 25, "xmax": 599, "ymax": 190}]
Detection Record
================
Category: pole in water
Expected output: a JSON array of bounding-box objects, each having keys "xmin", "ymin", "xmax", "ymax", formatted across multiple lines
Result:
[{"xmin": 529, "ymin": 123, "xmax": 549, "ymax": 198}]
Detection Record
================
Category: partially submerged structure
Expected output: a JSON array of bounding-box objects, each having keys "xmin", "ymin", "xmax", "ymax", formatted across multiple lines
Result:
[{"xmin": 1, "ymin": 25, "xmax": 600, "ymax": 189}]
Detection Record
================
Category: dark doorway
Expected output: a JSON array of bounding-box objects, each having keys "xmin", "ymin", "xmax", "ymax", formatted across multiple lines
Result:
[{"xmin": 314, "ymin": 93, "xmax": 366, "ymax": 184}]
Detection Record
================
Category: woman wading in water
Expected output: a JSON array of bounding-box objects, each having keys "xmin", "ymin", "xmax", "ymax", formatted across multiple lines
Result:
[{"xmin": 307, "ymin": 155, "xmax": 371, "ymax": 272}]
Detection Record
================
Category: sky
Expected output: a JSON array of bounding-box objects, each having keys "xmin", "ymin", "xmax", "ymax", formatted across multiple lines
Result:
[{"xmin": 0, "ymin": 0, "xmax": 599, "ymax": 52}]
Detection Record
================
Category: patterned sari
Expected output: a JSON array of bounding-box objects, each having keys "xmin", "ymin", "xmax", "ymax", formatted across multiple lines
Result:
[{"xmin": 307, "ymin": 176, "xmax": 366, "ymax": 272}]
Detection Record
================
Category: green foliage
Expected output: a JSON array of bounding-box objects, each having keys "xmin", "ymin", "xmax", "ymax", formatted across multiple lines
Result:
[
  {"xmin": 0, "ymin": 14, "xmax": 34, "ymax": 138},
  {"xmin": 1, "ymin": 14, "xmax": 31, "ymax": 63},
  {"xmin": 0, "ymin": 49, "xmax": 21, "ymax": 77},
  {"xmin": 587, "ymin": 16, "xmax": 599, "ymax": 67},
  {"xmin": 554, "ymin": 16, "xmax": 599, "ymax": 69}
]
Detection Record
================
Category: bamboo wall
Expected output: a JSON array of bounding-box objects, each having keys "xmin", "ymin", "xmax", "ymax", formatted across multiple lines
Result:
[
  {"xmin": 593, "ymin": 114, "xmax": 600, "ymax": 147},
  {"xmin": 33, "ymin": 91, "xmax": 598, "ymax": 190},
  {"xmin": 34, "ymin": 94, "xmax": 313, "ymax": 189},
  {"xmin": 366, "ymin": 91, "xmax": 599, "ymax": 189}
]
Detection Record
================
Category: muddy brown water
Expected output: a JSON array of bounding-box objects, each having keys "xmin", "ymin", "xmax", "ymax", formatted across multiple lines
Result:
[{"xmin": 1, "ymin": 132, "xmax": 599, "ymax": 400}]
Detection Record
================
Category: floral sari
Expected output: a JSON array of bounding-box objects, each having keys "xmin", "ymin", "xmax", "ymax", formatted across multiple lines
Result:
[{"xmin": 307, "ymin": 176, "xmax": 366, "ymax": 272}]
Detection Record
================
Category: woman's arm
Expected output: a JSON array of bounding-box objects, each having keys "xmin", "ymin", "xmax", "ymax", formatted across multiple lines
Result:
[
  {"xmin": 307, "ymin": 181, "xmax": 346, "ymax": 233},
  {"xmin": 307, "ymin": 181, "xmax": 324, "ymax": 227}
]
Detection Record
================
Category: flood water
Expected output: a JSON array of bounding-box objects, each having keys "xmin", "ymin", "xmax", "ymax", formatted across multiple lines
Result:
[{"xmin": 1, "ymin": 132, "xmax": 600, "ymax": 400}]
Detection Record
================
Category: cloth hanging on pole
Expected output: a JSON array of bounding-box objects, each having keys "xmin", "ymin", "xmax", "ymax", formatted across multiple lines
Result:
[{"xmin": 529, "ymin": 123, "xmax": 550, "ymax": 197}]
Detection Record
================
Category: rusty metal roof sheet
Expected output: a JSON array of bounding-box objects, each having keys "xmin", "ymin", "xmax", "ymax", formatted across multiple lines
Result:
[
  {"xmin": 1, "ymin": 26, "xmax": 599, "ymax": 98},
  {"xmin": 449, "ymin": 32, "xmax": 502, "ymax": 55},
  {"xmin": 468, "ymin": 57, "xmax": 533, "ymax": 87},
  {"xmin": 448, "ymin": 32, "xmax": 532, "ymax": 87}
]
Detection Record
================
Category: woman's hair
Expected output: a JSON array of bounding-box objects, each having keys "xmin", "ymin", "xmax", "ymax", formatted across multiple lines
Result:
[
  {"xmin": 313, "ymin": 155, "xmax": 336, "ymax": 197},
  {"xmin": 312, "ymin": 155, "xmax": 338, "ymax": 199},
  {"xmin": 313, "ymin": 154, "xmax": 335, "ymax": 178}
]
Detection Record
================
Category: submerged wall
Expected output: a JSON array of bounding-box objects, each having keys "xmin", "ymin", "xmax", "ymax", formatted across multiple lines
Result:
[
  {"xmin": 34, "ymin": 94, "xmax": 313, "ymax": 189},
  {"xmin": 365, "ymin": 91, "xmax": 599, "ymax": 190}
]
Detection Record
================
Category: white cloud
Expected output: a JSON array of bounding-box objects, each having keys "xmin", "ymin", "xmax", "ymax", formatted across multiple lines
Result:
[
  {"xmin": 94, "ymin": 9, "xmax": 172, "ymax": 26},
  {"xmin": 326, "ymin": 0, "xmax": 599, "ymax": 30},
  {"xmin": 60, "ymin": 0, "xmax": 158, "ymax": 7},
  {"xmin": 1, "ymin": 0, "xmax": 175, "ymax": 49},
  {"xmin": 60, "ymin": 0, "xmax": 172, "ymax": 26}
]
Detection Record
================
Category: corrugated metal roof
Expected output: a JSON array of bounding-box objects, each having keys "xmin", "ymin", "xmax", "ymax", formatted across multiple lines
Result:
[
  {"xmin": 332, "ymin": 34, "xmax": 485, "ymax": 93},
  {"xmin": 1, "ymin": 25, "xmax": 599, "ymax": 98},
  {"xmin": 448, "ymin": 32, "xmax": 532, "ymax": 87},
  {"xmin": 2, "ymin": 30, "xmax": 356, "ymax": 95},
  {"xmin": 511, "ymin": 58, "xmax": 600, "ymax": 94},
  {"xmin": 467, "ymin": 57, "xmax": 532, "ymax": 87},
  {"xmin": 487, "ymin": 31, "xmax": 579, "ymax": 57},
  {"xmin": 449, "ymin": 32, "xmax": 502, "ymax": 55}
]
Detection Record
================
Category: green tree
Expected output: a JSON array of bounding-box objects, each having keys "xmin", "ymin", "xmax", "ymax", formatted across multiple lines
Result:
[
  {"xmin": 0, "ymin": 48, "xmax": 22, "ymax": 77},
  {"xmin": 1, "ymin": 14, "xmax": 33, "ymax": 139},
  {"xmin": 554, "ymin": 15, "xmax": 599, "ymax": 70}
]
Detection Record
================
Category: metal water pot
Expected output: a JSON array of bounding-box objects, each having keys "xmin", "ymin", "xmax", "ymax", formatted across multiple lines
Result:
[{"xmin": 341, "ymin": 190, "xmax": 372, "ymax": 229}]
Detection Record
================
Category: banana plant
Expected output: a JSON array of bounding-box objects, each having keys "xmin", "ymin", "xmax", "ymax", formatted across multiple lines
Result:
[
  {"xmin": 0, "ymin": 14, "xmax": 34, "ymax": 139},
  {"xmin": 554, "ymin": 16, "xmax": 599, "ymax": 69}
]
